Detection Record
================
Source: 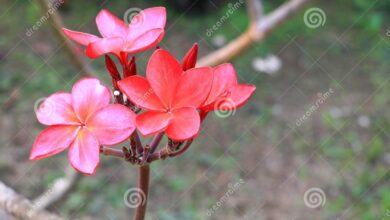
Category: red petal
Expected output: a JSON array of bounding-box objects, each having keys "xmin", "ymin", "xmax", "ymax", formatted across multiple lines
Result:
[
  {"xmin": 166, "ymin": 107, "xmax": 200, "ymax": 141},
  {"xmin": 36, "ymin": 92, "xmax": 79, "ymax": 125},
  {"xmin": 30, "ymin": 125, "xmax": 79, "ymax": 160},
  {"xmin": 71, "ymin": 78, "xmax": 111, "ymax": 123},
  {"xmin": 128, "ymin": 7, "xmax": 166, "ymax": 40},
  {"xmin": 147, "ymin": 49, "xmax": 183, "ymax": 107},
  {"xmin": 225, "ymin": 84, "xmax": 256, "ymax": 109},
  {"xmin": 124, "ymin": 29, "xmax": 164, "ymax": 54},
  {"xmin": 68, "ymin": 128, "xmax": 100, "ymax": 175},
  {"xmin": 203, "ymin": 63, "xmax": 238, "ymax": 107},
  {"xmin": 206, "ymin": 84, "xmax": 256, "ymax": 112},
  {"xmin": 118, "ymin": 76, "xmax": 165, "ymax": 111},
  {"xmin": 182, "ymin": 43, "xmax": 198, "ymax": 71},
  {"xmin": 96, "ymin": 9, "xmax": 128, "ymax": 38},
  {"xmin": 87, "ymin": 104, "xmax": 136, "ymax": 145},
  {"xmin": 62, "ymin": 28, "xmax": 100, "ymax": 46},
  {"xmin": 172, "ymin": 67, "xmax": 213, "ymax": 109},
  {"xmin": 85, "ymin": 37, "xmax": 124, "ymax": 59},
  {"xmin": 136, "ymin": 111, "xmax": 172, "ymax": 136}
]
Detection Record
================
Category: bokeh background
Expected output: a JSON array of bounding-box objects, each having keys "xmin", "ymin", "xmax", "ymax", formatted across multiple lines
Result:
[{"xmin": 1, "ymin": 0, "xmax": 390, "ymax": 219}]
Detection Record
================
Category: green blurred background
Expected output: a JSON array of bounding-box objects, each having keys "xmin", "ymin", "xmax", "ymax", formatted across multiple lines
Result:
[{"xmin": 1, "ymin": 0, "xmax": 390, "ymax": 219}]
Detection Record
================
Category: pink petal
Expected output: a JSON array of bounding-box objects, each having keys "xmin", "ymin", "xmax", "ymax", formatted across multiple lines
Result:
[
  {"xmin": 71, "ymin": 78, "xmax": 111, "ymax": 123},
  {"xmin": 85, "ymin": 37, "xmax": 124, "ymax": 59},
  {"xmin": 62, "ymin": 28, "xmax": 100, "ymax": 46},
  {"xmin": 96, "ymin": 9, "xmax": 128, "ymax": 38},
  {"xmin": 117, "ymin": 76, "xmax": 165, "ymax": 111},
  {"xmin": 147, "ymin": 49, "xmax": 183, "ymax": 107},
  {"xmin": 182, "ymin": 43, "xmax": 198, "ymax": 71},
  {"xmin": 172, "ymin": 67, "xmax": 213, "ymax": 109},
  {"xmin": 124, "ymin": 29, "xmax": 164, "ymax": 54},
  {"xmin": 166, "ymin": 107, "xmax": 200, "ymax": 141},
  {"xmin": 203, "ymin": 63, "xmax": 238, "ymax": 107},
  {"xmin": 87, "ymin": 104, "xmax": 136, "ymax": 145},
  {"xmin": 36, "ymin": 92, "xmax": 80, "ymax": 126},
  {"xmin": 127, "ymin": 7, "xmax": 166, "ymax": 40},
  {"xmin": 68, "ymin": 128, "xmax": 100, "ymax": 175},
  {"xmin": 136, "ymin": 111, "xmax": 172, "ymax": 136},
  {"xmin": 30, "ymin": 125, "xmax": 79, "ymax": 160}
]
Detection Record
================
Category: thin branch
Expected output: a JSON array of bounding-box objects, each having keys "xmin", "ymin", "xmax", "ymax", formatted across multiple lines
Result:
[
  {"xmin": 246, "ymin": 0, "xmax": 264, "ymax": 24},
  {"xmin": 0, "ymin": 181, "xmax": 63, "ymax": 220},
  {"xmin": 101, "ymin": 146, "xmax": 125, "ymax": 158},
  {"xmin": 33, "ymin": 166, "xmax": 80, "ymax": 211},
  {"xmin": 35, "ymin": 0, "xmax": 95, "ymax": 76},
  {"xmin": 197, "ymin": 0, "xmax": 310, "ymax": 67},
  {"xmin": 169, "ymin": 139, "xmax": 193, "ymax": 157},
  {"xmin": 149, "ymin": 133, "xmax": 164, "ymax": 154}
]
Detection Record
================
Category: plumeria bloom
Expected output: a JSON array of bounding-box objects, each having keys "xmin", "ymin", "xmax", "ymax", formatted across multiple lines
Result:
[
  {"xmin": 200, "ymin": 64, "xmax": 256, "ymax": 114},
  {"xmin": 30, "ymin": 78, "xmax": 136, "ymax": 174},
  {"xmin": 62, "ymin": 7, "xmax": 166, "ymax": 64},
  {"xmin": 118, "ymin": 49, "xmax": 213, "ymax": 141}
]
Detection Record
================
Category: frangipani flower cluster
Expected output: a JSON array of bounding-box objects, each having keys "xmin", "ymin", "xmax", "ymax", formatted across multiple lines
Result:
[{"xmin": 30, "ymin": 7, "xmax": 255, "ymax": 175}]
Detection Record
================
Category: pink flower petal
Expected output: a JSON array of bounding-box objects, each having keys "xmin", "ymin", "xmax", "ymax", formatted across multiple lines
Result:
[
  {"xmin": 203, "ymin": 63, "xmax": 238, "ymax": 107},
  {"xmin": 71, "ymin": 78, "xmax": 111, "ymax": 123},
  {"xmin": 118, "ymin": 76, "xmax": 165, "ymax": 111},
  {"xmin": 172, "ymin": 67, "xmax": 213, "ymax": 109},
  {"xmin": 127, "ymin": 7, "xmax": 166, "ymax": 40},
  {"xmin": 30, "ymin": 125, "xmax": 79, "ymax": 160},
  {"xmin": 87, "ymin": 104, "xmax": 136, "ymax": 145},
  {"xmin": 166, "ymin": 107, "xmax": 200, "ymax": 141},
  {"xmin": 85, "ymin": 37, "xmax": 124, "ymax": 59},
  {"xmin": 68, "ymin": 128, "xmax": 100, "ymax": 175},
  {"xmin": 36, "ymin": 92, "xmax": 80, "ymax": 126},
  {"xmin": 147, "ymin": 49, "xmax": 183, "ymax": 107},
  {"xmin": 96, "ymin": 9, "xmax": 128, "ymax": 38},
  {"xmin": 124, "ymin": 29, "xmax": 164, "ymax": 54},
  {"xmin": 62, "ymin": 28, "xmax": 100, "ymax": 46},
  {"xmin": 136, "ymin": 111, "xmax": 172, "ymax": 136}
]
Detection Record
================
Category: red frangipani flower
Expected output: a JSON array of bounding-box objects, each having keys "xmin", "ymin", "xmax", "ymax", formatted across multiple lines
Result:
[
  {"xmin": 30, "ymin": 78, "xmax": 136, "ymax": 174},
  {"xmin": 118, "ymin": 49, "xmax": 213, "ymax": 141},
  {"xmin": 62, "ymin": 7, "xmax": 166, "ymax": 63},
  {"xmin": 200, "ymin": 63, "xmax": 256, "ymax": 114}
]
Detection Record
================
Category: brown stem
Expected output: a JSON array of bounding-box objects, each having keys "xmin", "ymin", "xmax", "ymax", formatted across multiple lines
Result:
[
  {"xmin": 133, "ymin": 165, "xmax": 150, "ymax": 220},
  {"xmin": 101, "ymin": 146, "xmax": 125, "ymax": 158}
]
